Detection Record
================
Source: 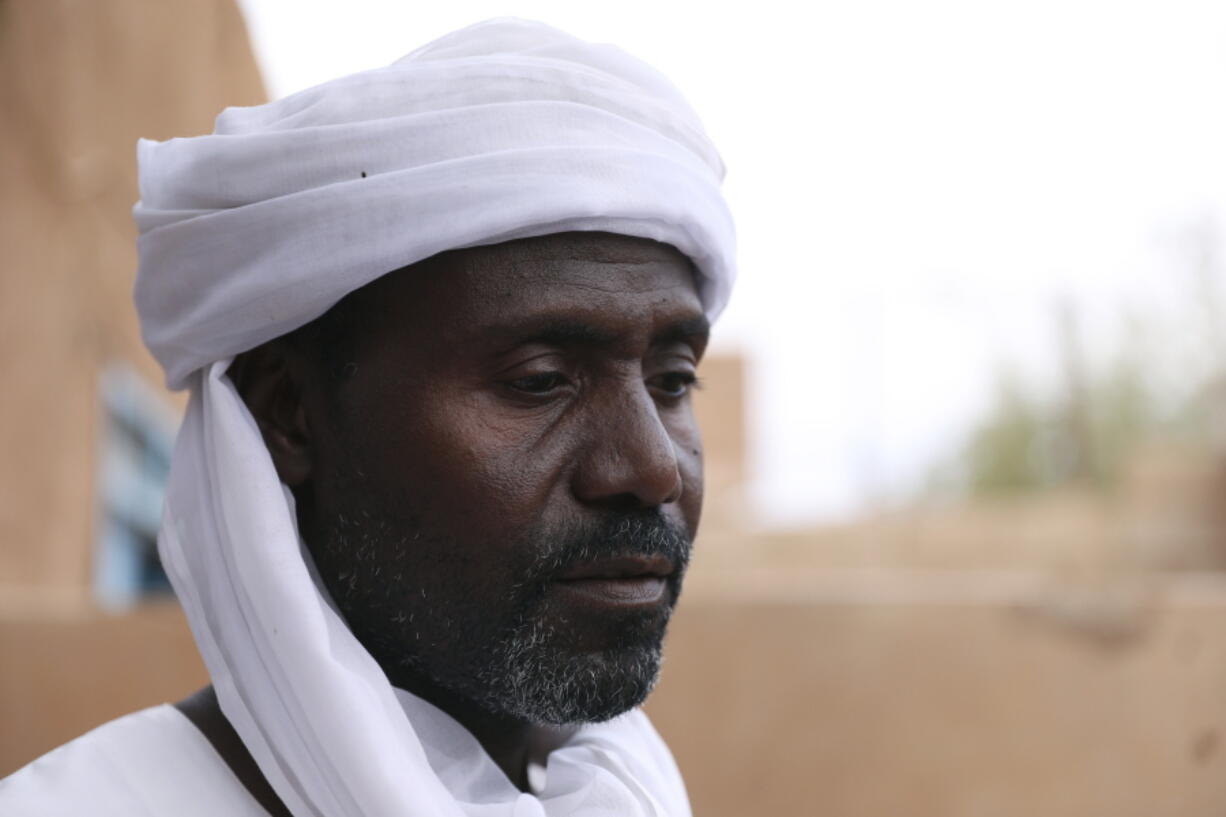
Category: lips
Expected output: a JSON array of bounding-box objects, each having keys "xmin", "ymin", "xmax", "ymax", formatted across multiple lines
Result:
[
  {"xmin": 552, "ymin": 555, "xmax": 674, "ymax": 608},
  {"xmin": 556, "ymin": 555, "xmax": 674, "ymax": 582}
]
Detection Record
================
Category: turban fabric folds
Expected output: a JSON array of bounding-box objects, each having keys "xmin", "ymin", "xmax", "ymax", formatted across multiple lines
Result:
[
  {"xmin": 135, "ymin": 18, "xmax": 735, "ymax": 389},
  {"xmin": 135, "ymin": 18, "xmax": 734, "ymax": 817}
]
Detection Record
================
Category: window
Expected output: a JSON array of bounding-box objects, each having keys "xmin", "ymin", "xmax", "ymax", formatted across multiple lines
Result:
[{"xmin": 94, "ymin": 365, "xmax": 177, "ymax": 608}]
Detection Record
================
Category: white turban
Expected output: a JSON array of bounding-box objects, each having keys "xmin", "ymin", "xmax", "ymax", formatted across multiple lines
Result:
[
  {"xmin": 135, "ymin": 18, "xmax": 735, "ymax": 390},
  {"xmin": 136, "ymin": 17, "xmax": 734, "ymax": 817}
]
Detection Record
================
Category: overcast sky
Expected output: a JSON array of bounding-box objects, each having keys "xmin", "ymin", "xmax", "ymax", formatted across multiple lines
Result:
[{"xmin": 235, "ymin": 0, "xmax": 1226, "ymax": 525}]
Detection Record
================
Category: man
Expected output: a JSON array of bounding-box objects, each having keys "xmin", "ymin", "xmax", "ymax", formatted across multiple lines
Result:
[{"xmin": 0, "ymin": 18, "xmax": 734, "ymax": 816}]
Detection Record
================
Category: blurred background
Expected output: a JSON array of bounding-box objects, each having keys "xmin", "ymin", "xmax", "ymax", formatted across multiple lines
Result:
[{"xmin": 3, "ymin": 0, "xmax": 1226, "ymax": 814}]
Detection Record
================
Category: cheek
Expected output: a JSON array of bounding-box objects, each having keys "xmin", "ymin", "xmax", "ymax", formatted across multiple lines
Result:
[
  {"xmin": 362, "ymin": 393, "xmax": 573, "ymax": 542},
  {"xmin": 672, "ymin": 415, "xmax": 704, "ymax": 527}
]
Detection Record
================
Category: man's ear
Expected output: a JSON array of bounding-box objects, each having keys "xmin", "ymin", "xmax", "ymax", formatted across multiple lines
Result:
[{"xmin": 228, "ymin": 342, "xmax": 313, "ymax": 487}]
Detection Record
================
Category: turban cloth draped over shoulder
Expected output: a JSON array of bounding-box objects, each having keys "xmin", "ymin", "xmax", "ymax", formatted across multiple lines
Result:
[
  {"xmin": 134, "ymin": 18, "xmax": 733, "ymax": 817},
  {"xmin": 135, "ymin": 17, "xmax": 735, "ymax": 390}
]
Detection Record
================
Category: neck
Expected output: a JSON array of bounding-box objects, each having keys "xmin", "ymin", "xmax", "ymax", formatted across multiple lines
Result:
[
  {"xmin": 175, "ymin": 686, "xmax": 293, "ymax": 817},
  {"xmin": 393, "ymin": 672, "xmax": 577, "ymax": 791}
]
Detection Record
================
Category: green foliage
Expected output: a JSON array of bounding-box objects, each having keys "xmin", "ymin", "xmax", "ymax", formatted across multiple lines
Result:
[
  {"xmin": 951, "ymin": 321, "xmax": 1166, "ymax": 498},
  {"xmin": 961, "ymin": 373, "xmax": 1048, "ymax": 494},
  {"xmin": 940, "ymin": 217, "xmax": 1226, "ymax": 499}
]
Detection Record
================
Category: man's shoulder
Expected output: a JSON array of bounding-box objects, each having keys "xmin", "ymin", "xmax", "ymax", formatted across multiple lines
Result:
[{"xmin": 0, "ymin": 704, "xmax": 267, "ymax": 816}]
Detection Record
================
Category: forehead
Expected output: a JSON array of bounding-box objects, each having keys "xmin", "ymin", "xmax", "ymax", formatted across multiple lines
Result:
[{"xmin": 365, "ymin": 232, "xmax": 705, "ymax": 340}]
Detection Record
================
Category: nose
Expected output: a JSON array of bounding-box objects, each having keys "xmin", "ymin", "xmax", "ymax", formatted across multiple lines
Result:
[{"xmin": 571, "ymin": 382, "xmax": 683, "ymax": 510}]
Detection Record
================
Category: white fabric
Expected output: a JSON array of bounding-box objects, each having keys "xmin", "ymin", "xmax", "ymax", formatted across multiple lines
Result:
[
  {"xmin": 135, "ymin": 17, "xmax": 735, "ymax": 391},
  {"xmin": 130, "ymin": 17, "xmax": 730, "ymax": 817},
  {"xmin": 0, "ymin": 706, "xmax": 269, "ymax": 817}
]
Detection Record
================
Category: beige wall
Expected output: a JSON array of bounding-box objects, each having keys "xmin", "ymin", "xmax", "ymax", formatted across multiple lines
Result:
[
  {"xmin": 692, "ymin": 443, "xmax": 1226, "ymax": 582},
  {"xmin": 0, "ymin": 0, "xmax": 264, "ymax": 601},
  {"xmin": 0, "ymin": 603, "xmax": 206, "ymax": 775},
  {"xmin": 650, "ymin": 576, "xmax": 1226, "ymax": 817}
]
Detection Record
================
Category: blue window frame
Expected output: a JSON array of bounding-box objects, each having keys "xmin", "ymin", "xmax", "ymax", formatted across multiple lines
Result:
[{"xmin": 94, "ymin": 366, "xmax": 177, "ymax": 608}]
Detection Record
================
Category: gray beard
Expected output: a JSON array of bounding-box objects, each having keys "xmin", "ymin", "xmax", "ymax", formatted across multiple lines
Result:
[
  {"xmin": 465, "ymin": 595, "xmax": 667, "ymax": 725},
  {"xmin": 319, "ymin": 511, "xmax": 688, "ymax": 725}
]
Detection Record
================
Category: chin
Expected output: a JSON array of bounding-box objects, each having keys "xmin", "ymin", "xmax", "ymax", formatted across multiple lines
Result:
[
  {"xmin": 448, "ymin": 603, "xmax": 673, "ymax": 725},
  {"xmin": 480, "ymin": 638, "xmax": 667, "ymax": 725}
]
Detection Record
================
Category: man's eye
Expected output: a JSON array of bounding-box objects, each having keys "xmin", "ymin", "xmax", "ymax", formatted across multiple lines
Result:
[
  {"xmin": 507, "ymin": 372, "xmax": 569, "ymax": 394},
  {"xmin": 651, "ymin": 371, "xmax": 699, "ymax": 399}
]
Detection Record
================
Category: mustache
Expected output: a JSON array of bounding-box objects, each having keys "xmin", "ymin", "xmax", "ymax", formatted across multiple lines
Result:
[{"xmin": 526, "ymin": 510, "xmax": 693, "ymax": 584}]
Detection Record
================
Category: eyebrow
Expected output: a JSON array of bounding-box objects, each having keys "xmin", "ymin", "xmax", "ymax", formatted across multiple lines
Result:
[
  {"xmin": 497, "ymin": 315, "xmax": 710, "ymax": 350},
  {"xmin": 522, "ymin": 321, "xmax": 618, "ymax": 348},
  {"xmin": 655, "ymin": 316, "xmax": 710, "ymax": 347}
]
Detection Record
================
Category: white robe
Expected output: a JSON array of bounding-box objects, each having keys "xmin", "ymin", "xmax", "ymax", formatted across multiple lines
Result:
[
  {"xmin": 0, "ymin": 696, "xmax": 688, "ymax": 816},
  {"xmin": 0, "ymin": 706, "xmax": 268, "ymax": 816}
]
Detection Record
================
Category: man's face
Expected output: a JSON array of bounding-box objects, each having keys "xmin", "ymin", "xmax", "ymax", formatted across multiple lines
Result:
[{"xmin": 290, "ymin": 232, "xmax": 708, "ymax": 725}]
